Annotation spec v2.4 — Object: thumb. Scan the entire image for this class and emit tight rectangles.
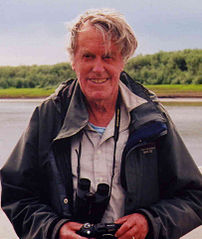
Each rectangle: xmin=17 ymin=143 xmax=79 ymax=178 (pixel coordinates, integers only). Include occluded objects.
xmin=115 ymin=215 xmax=129 ymax=224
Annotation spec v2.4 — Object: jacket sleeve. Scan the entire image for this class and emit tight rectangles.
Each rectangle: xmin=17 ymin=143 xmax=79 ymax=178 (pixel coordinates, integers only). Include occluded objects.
xmin=139 ymin=104 xmax=202 ymax=239
xmin=0 ymin=106 xmax=69 ymax=239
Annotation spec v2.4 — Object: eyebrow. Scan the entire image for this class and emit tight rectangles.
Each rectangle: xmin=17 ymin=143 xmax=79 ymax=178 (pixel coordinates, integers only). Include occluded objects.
xmin=81 ymin=49 xmax=116 ymax=57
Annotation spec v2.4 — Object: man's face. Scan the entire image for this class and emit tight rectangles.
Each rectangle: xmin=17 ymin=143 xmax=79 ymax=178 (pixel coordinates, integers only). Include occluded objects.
xmin=72 ymin=24 xmax=124 ymax=104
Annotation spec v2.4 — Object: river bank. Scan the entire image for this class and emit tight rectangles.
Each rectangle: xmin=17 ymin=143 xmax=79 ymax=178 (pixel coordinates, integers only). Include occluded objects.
xmin=1 ymin=97 xmax=202 ymax=107
xmin=1 ymin=85 xmax=202 ymax=99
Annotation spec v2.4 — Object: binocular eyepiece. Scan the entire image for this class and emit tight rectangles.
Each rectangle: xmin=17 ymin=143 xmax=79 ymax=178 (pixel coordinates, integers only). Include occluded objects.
xmin=74 ymin=178 xmax=110 ymax=223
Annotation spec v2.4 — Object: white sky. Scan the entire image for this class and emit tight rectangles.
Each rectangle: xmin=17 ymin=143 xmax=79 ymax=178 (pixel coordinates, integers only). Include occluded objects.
xmin=0 ymin=0 xmax=201 ymax=66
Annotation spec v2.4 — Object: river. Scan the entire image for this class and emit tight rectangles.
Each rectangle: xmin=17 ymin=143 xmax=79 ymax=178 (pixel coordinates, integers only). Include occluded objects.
xmin=0 ymin=99 xmax=202 ymax=168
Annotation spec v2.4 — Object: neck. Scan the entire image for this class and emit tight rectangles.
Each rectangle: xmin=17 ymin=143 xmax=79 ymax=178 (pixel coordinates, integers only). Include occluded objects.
xmin=87 ymin=97 xmax=117 ymax=127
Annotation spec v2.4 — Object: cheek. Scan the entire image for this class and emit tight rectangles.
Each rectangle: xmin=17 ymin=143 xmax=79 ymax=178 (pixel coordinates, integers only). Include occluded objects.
xmin=76 ymin=63 xmax=90 ymax=77
xmin=73 ymin=67 xmax=83 ymax=80
xmin=109 ymin=65 xmax=123 ymax=78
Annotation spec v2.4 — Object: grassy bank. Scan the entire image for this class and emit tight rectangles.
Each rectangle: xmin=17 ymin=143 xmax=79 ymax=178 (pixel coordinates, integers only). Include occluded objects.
xmin=0 ymin=85 xmax=202 ymax=98
xmin=162 ymin=101 xmax=202 ymax=106
xmin=146 ymin=84 xmax=202 ymax=97
xmin=0 ymin=88 xmax=55 ymax=98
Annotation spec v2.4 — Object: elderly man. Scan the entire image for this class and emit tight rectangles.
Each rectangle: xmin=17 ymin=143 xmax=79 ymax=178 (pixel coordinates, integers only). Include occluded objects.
xmin=1 ymin=9 xmax=202 ymax=239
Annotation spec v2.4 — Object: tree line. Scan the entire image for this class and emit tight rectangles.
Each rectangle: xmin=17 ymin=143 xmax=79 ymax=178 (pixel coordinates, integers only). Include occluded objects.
xmin=0 ymin=49 xmax=201 ymax=89
xmin=125 ymin=49 xmax=202 ymax=85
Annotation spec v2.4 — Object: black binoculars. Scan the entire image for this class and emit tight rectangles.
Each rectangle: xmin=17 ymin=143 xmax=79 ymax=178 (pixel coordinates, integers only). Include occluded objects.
xmin=74 ymin=178 xmax=110 ymax=223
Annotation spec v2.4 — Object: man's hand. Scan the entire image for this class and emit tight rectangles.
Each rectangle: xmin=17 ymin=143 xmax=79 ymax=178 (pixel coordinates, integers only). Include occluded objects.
xmin=115 ymin=213 xmax=149 ymax=239
xmin=59 ymin=221 xmax=87 ymax=239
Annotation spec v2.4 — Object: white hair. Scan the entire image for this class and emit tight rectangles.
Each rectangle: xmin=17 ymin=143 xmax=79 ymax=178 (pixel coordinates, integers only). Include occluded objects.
xmin=66 ymin=8 xmax=138 ymax=63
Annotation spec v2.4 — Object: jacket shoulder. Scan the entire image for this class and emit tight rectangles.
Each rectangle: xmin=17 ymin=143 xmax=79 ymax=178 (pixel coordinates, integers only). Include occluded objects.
xmin=120 ymin=71 xmax=159 ymax=102
xmin=37 ymin=79 xmax=77 ymax=115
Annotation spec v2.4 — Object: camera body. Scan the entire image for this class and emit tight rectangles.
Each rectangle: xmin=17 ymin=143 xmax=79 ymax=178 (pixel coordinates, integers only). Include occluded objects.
xmin=77 ymin=222 xmax=121 ymax=238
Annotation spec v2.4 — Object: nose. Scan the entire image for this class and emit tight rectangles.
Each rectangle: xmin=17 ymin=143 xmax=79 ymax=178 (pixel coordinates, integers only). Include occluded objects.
xmin=92 ymin=58 xmax=105 ymax=73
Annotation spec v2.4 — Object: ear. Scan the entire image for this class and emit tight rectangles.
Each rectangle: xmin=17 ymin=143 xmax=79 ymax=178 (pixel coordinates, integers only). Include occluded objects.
xmin=71 ymin=62 xmax=75 ymax=71
xmin=72 ymin=57 xmax=78 ymax=72
xmin=120 ymin=61 xmax=125 ymax=72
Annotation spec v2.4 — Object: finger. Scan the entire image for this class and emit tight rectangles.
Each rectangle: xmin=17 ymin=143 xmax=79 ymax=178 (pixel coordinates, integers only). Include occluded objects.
xmin=68 ymin=221 xmax=83 ymax=230
xmin=60 ymin=230 xmax=87 ymax=239
xmin=59 ymin=222 xmax=86 ymax=239
xmin=115 ymin=215 xmax=130 ymax=224
xmin=124 ymin=220 xmax=148 ymax=239
xmin=115 ymin=215 xmax=129 ymax=236
xmin=115 ymin=213 xmax=149 ymax=239
xmin=117 ymin=226 xmax=138 ymax=239
xmin=115 ymin=220 xmax=134 ymax=238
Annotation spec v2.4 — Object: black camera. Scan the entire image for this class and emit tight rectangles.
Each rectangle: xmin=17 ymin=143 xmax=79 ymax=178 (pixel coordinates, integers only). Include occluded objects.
xmin=74 ymin=178 xmax=110 ymax=223
xmin=77 ymin=222 xmax=121 ymax=238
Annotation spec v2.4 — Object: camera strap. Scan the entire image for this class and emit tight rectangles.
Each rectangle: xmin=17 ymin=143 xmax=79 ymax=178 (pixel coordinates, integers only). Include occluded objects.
xmin=76 ymin=92 xmax=121 ymax=197
xmin=110 ymin=92 xmax=121 ymax=196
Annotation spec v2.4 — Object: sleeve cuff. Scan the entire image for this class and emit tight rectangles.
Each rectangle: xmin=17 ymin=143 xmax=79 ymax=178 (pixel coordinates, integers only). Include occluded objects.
xmin=135 ymin=208 xmax=161 ymax=239
xmin=51 ymin=218 xmax=70 ymax=239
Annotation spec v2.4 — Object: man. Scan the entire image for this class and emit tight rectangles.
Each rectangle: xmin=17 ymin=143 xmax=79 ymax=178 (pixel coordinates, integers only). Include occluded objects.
xmin=1 ymin=9 xmax=202 ymax=239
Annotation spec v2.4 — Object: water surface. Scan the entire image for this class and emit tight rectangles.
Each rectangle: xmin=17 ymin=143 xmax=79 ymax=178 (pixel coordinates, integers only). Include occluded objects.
xmin=0 ymin=99 xmax=202 ymax=168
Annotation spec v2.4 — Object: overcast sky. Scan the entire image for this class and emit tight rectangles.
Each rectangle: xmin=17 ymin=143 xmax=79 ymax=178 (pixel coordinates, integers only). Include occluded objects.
xmin=0 ymin=0 xmax=201 ymax=66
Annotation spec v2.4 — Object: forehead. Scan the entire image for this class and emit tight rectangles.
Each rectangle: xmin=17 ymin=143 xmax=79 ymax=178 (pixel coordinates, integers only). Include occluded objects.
xmin=76 ymin=23 xmax=119 ymax=54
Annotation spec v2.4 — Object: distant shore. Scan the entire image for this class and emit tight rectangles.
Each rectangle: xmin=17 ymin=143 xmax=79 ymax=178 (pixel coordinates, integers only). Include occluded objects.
xmin=1 ymin=85 xmax=202 ymax=100
xmin=146 ymin=85 xmax=202 ymax=99
xmin=1 ymin=96 xmax=202 ymax=106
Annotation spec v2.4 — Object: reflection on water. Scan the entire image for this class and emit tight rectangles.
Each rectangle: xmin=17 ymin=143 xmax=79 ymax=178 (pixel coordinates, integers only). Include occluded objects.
xmin=166 ymin=106 xmax=202 ymax=167
xmin=0 ymin=99 xmax=202 ymax=168
xmin=0 ymin=100 xmax=41 ymax=168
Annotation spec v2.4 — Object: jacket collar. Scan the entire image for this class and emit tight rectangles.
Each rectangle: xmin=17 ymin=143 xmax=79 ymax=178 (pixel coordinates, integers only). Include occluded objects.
xmin=54 ymin=72 xmax=166 ymax=141
xmin=119 ymin=80 xmax=147 ymax=112
xmin=54 ymin=81 xmax=89 ymax=141
xmin=129 ymin=101 xmax=166 ymax=133
xmin=120 ymin=71 xmax=166 ymax=132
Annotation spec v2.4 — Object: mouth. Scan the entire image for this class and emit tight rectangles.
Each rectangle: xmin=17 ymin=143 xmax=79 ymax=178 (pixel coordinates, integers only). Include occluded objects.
xmin=88 ymin=78 xmax=109 ymax=84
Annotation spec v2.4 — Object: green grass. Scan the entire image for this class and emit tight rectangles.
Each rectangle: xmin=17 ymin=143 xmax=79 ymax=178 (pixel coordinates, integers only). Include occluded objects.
xmin=0 ymin=88 xmax=55 ymax=98
xmin=145 ymin=84 xmax=202 ymax=91
xmin=162 ymin=101 xmax=202 ymax=106
xmin=0 ymin=85 xmax=202 ymax=98
xmin=145 ymin=84 xmax=202 ymax=96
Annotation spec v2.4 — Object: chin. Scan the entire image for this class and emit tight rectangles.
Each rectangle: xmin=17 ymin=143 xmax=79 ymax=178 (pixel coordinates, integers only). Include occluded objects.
xmin=87 ymin=94 xmax=108 ymax=103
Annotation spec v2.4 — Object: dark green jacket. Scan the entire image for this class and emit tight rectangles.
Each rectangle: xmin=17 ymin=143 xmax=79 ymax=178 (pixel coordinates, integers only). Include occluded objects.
xmin=1 ymin=72 xmax=202 ymax=239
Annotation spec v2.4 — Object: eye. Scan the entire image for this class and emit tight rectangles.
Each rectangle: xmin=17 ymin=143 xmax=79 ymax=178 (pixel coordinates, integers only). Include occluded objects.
xmin=103 ymin=54 xmax=112 ymax=59
xmin=83 ymin=53 xmax=94 ymax=59
xmin=103 ymin=54 xmax=113 ymax=61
